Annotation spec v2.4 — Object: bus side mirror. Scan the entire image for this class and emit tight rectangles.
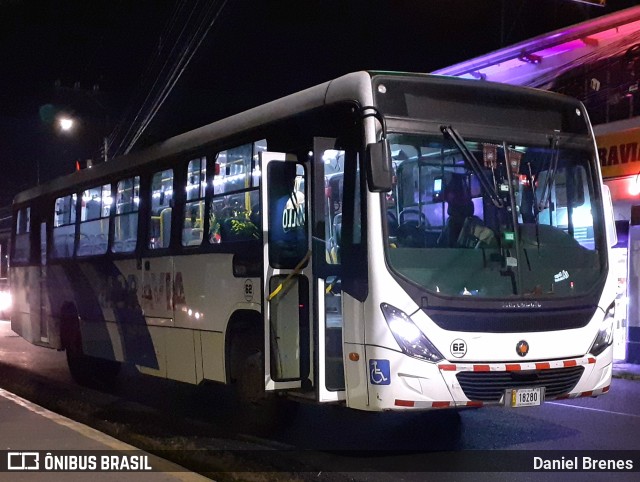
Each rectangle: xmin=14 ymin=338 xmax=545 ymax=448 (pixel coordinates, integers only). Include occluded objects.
xmin=366 ymin=139 xmax=392 ymax=192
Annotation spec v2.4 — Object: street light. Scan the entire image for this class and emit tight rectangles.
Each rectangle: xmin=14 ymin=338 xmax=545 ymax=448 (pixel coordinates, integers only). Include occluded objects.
xmin=55 ymin=113 xmax=108 ymax=163
xmin=58 ymin=116 xmax=74 ymax=132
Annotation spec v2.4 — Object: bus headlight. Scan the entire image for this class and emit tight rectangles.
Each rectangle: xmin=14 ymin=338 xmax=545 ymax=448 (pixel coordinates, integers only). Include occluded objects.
xmin=589 ymin=302 xmax=615 ymax=357
xmin=381 ymin=303 xmax=443 ymax=362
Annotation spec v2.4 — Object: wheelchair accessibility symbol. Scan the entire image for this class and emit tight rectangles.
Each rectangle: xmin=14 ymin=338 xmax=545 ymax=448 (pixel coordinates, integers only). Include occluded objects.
xmin=369 ymin=359 xmax=390 ymax=385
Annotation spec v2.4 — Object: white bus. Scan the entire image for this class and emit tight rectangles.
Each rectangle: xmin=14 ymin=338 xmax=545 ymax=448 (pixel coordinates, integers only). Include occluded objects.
xmin=10 ymin=71 xmax=616 ymax=411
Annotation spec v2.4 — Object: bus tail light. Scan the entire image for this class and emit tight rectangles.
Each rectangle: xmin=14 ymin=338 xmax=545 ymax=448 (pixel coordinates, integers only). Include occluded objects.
xmin=380 ymin=303 xmax=443 ymax=363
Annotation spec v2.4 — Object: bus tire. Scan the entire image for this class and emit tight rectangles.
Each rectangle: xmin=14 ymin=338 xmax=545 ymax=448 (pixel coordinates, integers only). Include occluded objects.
xmin=237 ymin=350 xmax=267 ymax=404
xmin=235 ymin=349 xmax=298 ymax=434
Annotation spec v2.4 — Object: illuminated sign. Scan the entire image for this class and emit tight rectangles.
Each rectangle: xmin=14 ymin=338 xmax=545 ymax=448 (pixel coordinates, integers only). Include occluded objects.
xmin=596 ymin=127 xmax=640 ymax=179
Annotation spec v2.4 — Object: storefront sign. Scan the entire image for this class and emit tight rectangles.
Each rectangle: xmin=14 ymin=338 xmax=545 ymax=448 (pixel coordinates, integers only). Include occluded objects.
xmin=597 ymin=127 xmax=640 ymax=179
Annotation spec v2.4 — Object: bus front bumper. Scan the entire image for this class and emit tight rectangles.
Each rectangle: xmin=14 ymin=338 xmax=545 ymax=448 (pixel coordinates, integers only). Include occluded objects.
xmin=361 ymin=345 xmax=612 ymax=411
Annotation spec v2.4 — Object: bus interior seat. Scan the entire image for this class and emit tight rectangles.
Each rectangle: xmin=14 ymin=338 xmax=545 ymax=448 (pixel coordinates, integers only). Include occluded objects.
xmin=78 ymin=230 xmax=108 ymax=255
xmin=396 ymin=207 xmax=432 ymax=248
xmin=399 ymin=207 xmax=426 ymax=226
xmin=457 ymin=216 xmax=497 ymax=249
xmin=183 ymin=228 xmax=203 ymax=246
xmin=77 ymin=234 xmax=94 ymax=256
xmin=53 ymin=232 xmax=74 ymax=257
xmin=93 ymin=234 xmax=107 ymax=253
xmin=124 ymin=238 xmax=137 ymax=251
xmin=396 ymin=223 xmax=429 ymax=247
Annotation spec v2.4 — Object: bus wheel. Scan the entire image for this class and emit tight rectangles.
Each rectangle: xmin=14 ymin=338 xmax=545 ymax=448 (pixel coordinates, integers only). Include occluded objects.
xmin=236 ymin=351 xmax=268 ymax=405
xmin=235 ymin=348 xmax=298 ymax=434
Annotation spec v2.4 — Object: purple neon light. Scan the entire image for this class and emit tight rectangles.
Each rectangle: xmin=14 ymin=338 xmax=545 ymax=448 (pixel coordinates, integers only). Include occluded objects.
xmin=433 ymin=6 xmax=640 ymax=78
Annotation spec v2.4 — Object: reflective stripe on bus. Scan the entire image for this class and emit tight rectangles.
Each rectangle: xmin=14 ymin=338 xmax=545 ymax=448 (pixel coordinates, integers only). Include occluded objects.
xmin=437 ymin=357 xmax=597 ymax=373
xmin=554 ymin=385 xmax=610 ymax=399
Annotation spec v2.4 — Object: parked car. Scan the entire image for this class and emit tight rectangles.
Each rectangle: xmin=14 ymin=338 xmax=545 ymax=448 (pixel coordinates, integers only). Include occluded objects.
xmin=0 ymin=278 xmax=11 ymax=320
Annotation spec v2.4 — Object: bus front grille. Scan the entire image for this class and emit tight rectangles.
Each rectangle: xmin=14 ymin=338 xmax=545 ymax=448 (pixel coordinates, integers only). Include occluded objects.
xmin=455 ymin=365 xmax=585 ymax=402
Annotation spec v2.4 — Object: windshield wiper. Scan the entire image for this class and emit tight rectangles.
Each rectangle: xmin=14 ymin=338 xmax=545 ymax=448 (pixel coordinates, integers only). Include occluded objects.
xmin=527 ymin=161 xmax=542 ymax=251
xmin=537 ymin=130 xmax=560 ymax=213
xmin=440 ymin=125 xmax=504 ymax=208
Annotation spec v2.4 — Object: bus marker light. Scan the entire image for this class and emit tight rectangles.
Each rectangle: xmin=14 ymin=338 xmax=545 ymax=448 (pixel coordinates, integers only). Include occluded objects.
xmin=349 ymin=352 xmax=359 ymax=361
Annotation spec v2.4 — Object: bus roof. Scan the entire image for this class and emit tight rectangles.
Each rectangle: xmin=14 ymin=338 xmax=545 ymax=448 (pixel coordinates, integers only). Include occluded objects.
xmin=13 ymin=70 xmax=582 ymax=206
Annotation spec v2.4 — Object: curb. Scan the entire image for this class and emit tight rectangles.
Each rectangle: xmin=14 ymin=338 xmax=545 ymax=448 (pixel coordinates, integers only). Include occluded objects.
xmin=612 ymin=363 xmax=640 ymax=381
xmin=612 ymin=371 xmax=640 ymax=381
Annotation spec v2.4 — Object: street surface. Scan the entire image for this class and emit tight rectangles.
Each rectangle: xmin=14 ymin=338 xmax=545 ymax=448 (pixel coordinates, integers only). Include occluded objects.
xmin=0 ymin=319 xmax=639 ymax=481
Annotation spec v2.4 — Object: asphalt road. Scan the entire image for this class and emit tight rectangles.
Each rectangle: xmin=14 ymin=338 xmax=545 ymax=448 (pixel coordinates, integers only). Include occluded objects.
xmin=1 ymin=319 xmax=639 ymax=481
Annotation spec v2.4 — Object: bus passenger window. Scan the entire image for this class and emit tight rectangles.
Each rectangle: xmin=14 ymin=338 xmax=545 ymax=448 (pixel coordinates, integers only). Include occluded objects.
xmin=268 ymin=162 xmax=307 ymax=269
xmin=322 ymin=149 xmax=345 ymax=264
xmin=182 ymin=158 xmax=206 ymax=247
xmin=13 ymin=207 xmax=31 ymax=263
xmin=208 ymin=140 xmax=265 ymax=244
xmin=51 ymin=194 xmax=77 ymax=258
xmin=112 ymin=176 xmax=140 ymax=253
xmin=148 ymin=169 xmax=173 ymax=249
xmin=78 ymin=184 xmax=110 ymax=256
xmin=210 ymin=192 xmax=260 ymax=243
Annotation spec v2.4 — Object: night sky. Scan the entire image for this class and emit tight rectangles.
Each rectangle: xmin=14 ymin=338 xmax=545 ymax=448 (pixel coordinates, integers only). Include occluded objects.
xmin=1 ymin=0 xmax=637 ymax=205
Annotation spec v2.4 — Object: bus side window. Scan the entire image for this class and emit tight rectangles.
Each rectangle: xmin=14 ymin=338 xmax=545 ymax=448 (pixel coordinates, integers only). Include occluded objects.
xmin=182 ymin=157 xmax=206 ymax=247
xmin=148 ymin=169 xmax=174 ymax=249
xmin=322 ymin=149 xmax=345 ymax=264
xmin=112 ymin=176 xmax=140 ymax=253
xmin=78 ymin=184 xmax=110 ymax=256
xmin=267 ymin=162 xmax=307 ymax=268
xmin=13 ymin=207 xmax=31 ymax=263
xmin=51 ymin=194 xmax=77 ymax=259
xmin=208 ymin=140 xmax=264 ymax=244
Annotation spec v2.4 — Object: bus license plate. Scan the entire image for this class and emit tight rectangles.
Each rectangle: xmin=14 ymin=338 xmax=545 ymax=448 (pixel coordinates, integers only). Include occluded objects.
xmin=508 ymin=387 xmax=545 ymax=407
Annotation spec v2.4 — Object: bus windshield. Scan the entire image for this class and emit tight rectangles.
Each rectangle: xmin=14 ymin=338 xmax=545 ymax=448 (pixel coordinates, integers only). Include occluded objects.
xmin=385 ymin=132 xmax=605 ymax=299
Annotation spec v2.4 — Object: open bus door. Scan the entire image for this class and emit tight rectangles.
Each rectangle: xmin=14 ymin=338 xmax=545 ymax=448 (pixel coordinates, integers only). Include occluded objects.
xmin=261 ymin=152 xmax=312 ymax=392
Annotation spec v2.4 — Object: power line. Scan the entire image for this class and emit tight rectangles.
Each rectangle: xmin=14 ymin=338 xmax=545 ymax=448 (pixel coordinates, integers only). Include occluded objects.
xmin=108 ymin=0 xmax=229 ymax=158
